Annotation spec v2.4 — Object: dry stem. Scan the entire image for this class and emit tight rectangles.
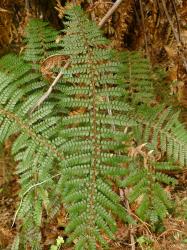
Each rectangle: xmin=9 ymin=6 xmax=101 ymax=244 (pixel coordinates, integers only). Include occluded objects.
xmin=161 ymin=0 xmax=187 ymax=72
xmin=98 ymin=0 xmax=124 ymax=28
xmin=29 ymin=61 xmax=69 ymax=113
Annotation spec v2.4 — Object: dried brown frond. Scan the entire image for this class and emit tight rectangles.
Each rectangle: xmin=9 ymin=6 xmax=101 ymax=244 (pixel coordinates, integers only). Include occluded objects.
xmin=111 ymin=0 xmax=134 ymax=49
xmin=55 ymin=0 xmax=65 ymax=19
xmin=91 ymin=0 xmax=113 ymax=34
xmin=0 ymin=227 xmax=13 ymax=248
xmin=55 ymin=0 xmax=85 ymax=19
xmin=0 ymin=0 xmax=26 ymax=55
xmin=40 ymin=54 xmax=68 ymax=81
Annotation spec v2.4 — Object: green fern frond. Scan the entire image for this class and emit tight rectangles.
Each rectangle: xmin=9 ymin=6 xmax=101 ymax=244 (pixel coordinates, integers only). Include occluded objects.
xmin=0 ymin=106 xmax=63 ymax=249
xmin=53 ymin=6 xmax=135 ymax=248
xmin=121 ymin=51 xmax=155 ymax=105
xmin=0 ymin=54 xmax=64 ymax=249
xmin=23 ymin=19 xmax=61 ymax=67
xmin=135 ymin=105 xmax=187 ymax=166
xmin=120 ymin=159 xmax=176 ymax=224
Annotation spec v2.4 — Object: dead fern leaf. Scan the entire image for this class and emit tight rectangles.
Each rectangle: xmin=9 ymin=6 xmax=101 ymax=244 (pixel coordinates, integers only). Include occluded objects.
xmin=40 ymin=54 xmax=68 ymax=81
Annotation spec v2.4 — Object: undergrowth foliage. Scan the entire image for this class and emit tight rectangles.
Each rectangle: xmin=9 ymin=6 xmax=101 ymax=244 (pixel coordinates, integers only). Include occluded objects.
xmin=23 ymin=19 xmax=61 ymax=68
xmin=0 ymin=5 xmax=186 ymax=250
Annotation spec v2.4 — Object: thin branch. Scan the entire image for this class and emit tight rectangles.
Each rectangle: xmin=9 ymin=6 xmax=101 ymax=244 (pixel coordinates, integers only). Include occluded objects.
xmin=29 ymin=61 xmax=70 ymax=113
xmin=25 ymin=0 xmax=30 ymax=12
xmin=72 ymin=0 xmax=77 ymax=6
xmin=133 ymin=0 xmax=140 ymax=24
xmin=161 ymin=0 xmax=180 ymax=43
xmin=171 ymin=0 xmax=182 ymax=42
xmin=98 ymin=0 xmax=124 ymax=28
xmin=161 ymin=0 xmax=187 ymax=72
xmin=157 ymin=228 xmax=187 ymax=239
xmin=12 ymin=173 xmax=61 ymax=227
xmin=120 ymin=189 xmax=136 ymax=250
xmin=0 ymin=7 xmax=12 ymax=13
xmin=89 ymin=0 xmax=96 ymax=21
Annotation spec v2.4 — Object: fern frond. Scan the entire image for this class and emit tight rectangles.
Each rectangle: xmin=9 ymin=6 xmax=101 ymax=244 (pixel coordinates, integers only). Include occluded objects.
xmin=53 ymin=6 xmax=134 ymax=248
xmin=1 ymin=105 xmax=63 ymax=249
xmin=23 ymin=19 xmax=61 ymax=67
xmin=120 ymin=159 xmax=176 ymax=224
xmin=121 ymin=51 xmax=155 ymax=105
xmin=0 ymin=54 xmax=64 ymax=250
xmin=135 ymin=105 xmax=187 ymax=166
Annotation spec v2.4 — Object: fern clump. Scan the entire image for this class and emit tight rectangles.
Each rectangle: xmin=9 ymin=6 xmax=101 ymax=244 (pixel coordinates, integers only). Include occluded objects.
xmin=0 ymin=5 xmax=187 ymax=250
xmin=135 ymin=105 xmax=187 ymax=165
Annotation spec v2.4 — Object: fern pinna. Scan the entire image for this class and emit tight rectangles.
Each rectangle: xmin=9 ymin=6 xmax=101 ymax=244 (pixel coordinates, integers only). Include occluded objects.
xmin=0 ymin=5 xmax=187 ymax=250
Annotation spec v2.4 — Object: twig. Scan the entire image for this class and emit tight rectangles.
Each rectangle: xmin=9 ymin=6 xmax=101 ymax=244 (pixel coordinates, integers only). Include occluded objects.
xmin=161 ymin=0 xmax=180 ymax=44
xmin=98 ymin=0 xmax=124 ymax=28
xmin=72 ymin=0 xmax=77 ymax=6
xmin=157 ymin=228 xmax=187 ymax=239
xmin=11 ymin=173 xmax=61 ymax=227
xmin=88 ymin=0 xmax=96 ymax=21
xmin=171 ymin=0 xmax=182 ymax=42
xmin=120 ymin=189 xmax=136 ymax=250
xmin=133 ymin=0 xmax=140 ymax=24
xmin=25 ymin=0 xmax=29 ymax=12
xmin=161 ymin=0 xmax=187 ymax=72
xmin=120 ymin=188 xmax=153 ymax=236
xmin=29 ymin=61 xmax=70 ymax=113
xmin=125 ymin=190 xmax=136 ymax=250
xmin=0 ymin=7 xmax=12 ymax=13
xmin=124 ymin=205 xmax=162 ymax=249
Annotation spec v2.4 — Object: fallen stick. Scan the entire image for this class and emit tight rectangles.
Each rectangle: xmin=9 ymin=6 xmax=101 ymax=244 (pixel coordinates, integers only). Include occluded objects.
xmin=120 ymin=188 xmax=136 ymax=250
xmin=161 ymin=0 xmax=187 ymax=72
xmin=12 ymin=174 xmax=61 ymax=227
xmin=29 ymin=61 xmax=69 ymax=114
xmin=99 ymin=0 xmax=124 ymax=28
